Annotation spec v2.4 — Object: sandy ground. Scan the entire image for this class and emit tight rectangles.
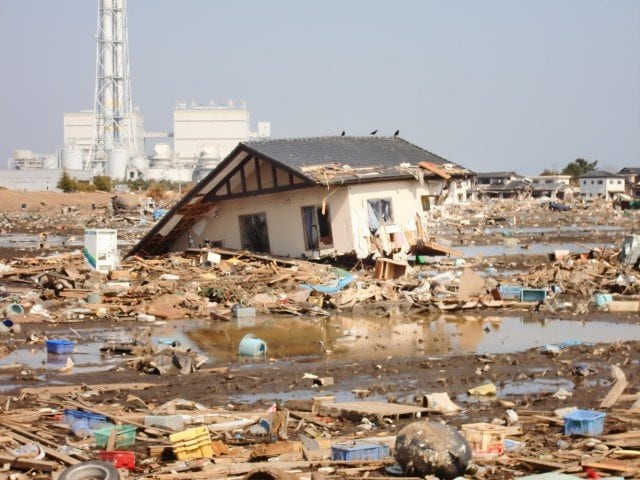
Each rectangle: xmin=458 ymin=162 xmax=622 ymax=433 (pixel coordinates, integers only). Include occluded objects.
xmin=0 ymin=190 xmax=141 ymax=214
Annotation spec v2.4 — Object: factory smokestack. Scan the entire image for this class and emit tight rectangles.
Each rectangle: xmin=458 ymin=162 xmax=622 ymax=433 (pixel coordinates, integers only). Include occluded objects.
xmin=87 ymin=0 xmax=136 ymax=179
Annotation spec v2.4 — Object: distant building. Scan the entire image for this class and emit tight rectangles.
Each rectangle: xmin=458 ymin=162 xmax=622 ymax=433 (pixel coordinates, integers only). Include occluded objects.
xmin=63 ymin=111 xmax=145 ymax=168
xmin=618 ymin=168 xmax=640 ymax=198
xmin=173 ymin=101 xmax=270 ymax=180
xmin=578 ymin=170 xmax=626 ymax=200
xmin=475 ymin=171 xmax=521 ymax=186
xmin=473 ymin=171 xmax=530 ymax=200
xmin=529 ymin=174 xmax=572 ymax=186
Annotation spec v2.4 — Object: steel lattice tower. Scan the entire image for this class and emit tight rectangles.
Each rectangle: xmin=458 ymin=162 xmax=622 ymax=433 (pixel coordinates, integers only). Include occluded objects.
xmin=87 ymin=0 xmax=136 ymax=173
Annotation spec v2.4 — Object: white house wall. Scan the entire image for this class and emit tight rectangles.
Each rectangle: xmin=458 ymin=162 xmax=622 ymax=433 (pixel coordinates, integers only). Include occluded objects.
xmin=169 ymin=178 xmax=442 ymax=258
xmin=171 ymin=186 xmax=349 ymax=258
xmin=580 ymin=177 xmax=625 ymax=199
xmin=346 ymin=179 xmax=442 ymax=258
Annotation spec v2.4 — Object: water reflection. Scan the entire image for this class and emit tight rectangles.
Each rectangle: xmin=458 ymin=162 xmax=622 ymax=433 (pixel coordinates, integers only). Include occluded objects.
xmin=186 ymin=314 xmax=640 ymax=361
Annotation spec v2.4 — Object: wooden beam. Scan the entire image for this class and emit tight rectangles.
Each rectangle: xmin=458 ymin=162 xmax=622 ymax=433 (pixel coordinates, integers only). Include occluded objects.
xmin=272 ymin=164 xmax=278 ymax=187
xmin=289 ymin=172 xmax=294 ymax=185
xmin=240 ymin=161 xmax=247 ymax=193
xmin=254 ymin=156 xmax=262 ymax=189
xmin=601 ymin=365 xmax=628 ymax=409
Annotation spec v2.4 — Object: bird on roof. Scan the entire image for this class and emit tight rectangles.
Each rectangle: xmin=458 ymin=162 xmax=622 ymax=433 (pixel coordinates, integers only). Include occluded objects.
xmin=370 ymin=129 xmax=377 ymax=135
xmin=394 ymin=129 xmax=400 ymax=137
xmin=341 ymin=131 xmax=345 ymax=136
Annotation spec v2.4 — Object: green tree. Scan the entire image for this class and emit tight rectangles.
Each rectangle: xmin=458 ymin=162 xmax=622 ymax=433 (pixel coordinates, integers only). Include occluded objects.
xmin=57 ymin=171 xmax=76 ymax=192
xmin=561 ymin=158 xmax=598 ymax=177
xmin=93 ymin=175 xmax=113 ymax=192
xmin=540 ymin=169 xmax=559 ymax=176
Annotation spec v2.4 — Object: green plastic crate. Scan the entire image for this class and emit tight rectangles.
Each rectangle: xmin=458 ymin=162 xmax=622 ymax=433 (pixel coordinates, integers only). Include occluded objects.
xmin=93 ymin=424 xmax=137 ymax=449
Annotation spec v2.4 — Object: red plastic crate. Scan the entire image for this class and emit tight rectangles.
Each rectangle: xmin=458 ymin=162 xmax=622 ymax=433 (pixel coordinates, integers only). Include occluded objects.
xmin=98 ymin=450 xmax=135 ymax=470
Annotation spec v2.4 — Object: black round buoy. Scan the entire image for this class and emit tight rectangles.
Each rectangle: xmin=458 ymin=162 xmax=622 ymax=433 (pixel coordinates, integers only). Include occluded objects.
xmin=395 ymin=421 xmax=472 ymax=480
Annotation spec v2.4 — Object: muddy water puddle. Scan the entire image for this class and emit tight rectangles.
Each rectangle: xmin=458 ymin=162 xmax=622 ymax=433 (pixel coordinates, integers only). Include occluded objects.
xmin=3 ymin=314 xmax=638 ymax=382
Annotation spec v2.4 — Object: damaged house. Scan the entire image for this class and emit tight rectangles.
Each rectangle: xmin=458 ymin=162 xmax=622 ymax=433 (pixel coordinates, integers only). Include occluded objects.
xmin=129 ymin=136 xmax=473 ymax=259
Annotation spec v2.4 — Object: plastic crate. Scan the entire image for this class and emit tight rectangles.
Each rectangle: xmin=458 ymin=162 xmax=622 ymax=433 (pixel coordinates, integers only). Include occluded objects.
xmin=498 ymin=285 xmax=523 ymax=301
xmin=170 ymin=426 xmax=212 ymax=460
xmin=63 ymin=409 xmax=109 ymax=429
xmin=46 ymin=339 xmax=75 ymax=354
xmin=461 ymin=423 xmax=507 ymax=457
xmin=331 ymin=442 xmax=390 ymax=461
xmin=93 ymin=425 xmax=137 ymax=449
xmin=144 ymin=414 xmax=185 ymax=431
xmin=563 ymin=409 xmax=606 ymax=436
xmin=98 ymin=450 xmax=135 ymax=470
xmin=521 ymin=288 xmax=547 ymax=303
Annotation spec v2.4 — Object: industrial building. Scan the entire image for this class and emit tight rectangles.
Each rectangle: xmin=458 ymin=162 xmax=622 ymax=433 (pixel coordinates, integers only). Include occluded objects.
xmin=1 ymin=0 xmax=270 ymax=191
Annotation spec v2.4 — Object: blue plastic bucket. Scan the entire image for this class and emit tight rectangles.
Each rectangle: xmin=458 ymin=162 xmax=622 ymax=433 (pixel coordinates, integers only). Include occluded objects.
xmin=239 ymin=334 xmax=267 ymax=357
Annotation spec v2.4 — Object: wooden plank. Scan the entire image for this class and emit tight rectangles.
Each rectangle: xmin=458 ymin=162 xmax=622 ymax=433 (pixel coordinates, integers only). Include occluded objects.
xmin=601 ymin=365 xmax=628 ymax=409
xmin=581 ymin=458 xmax=637 ymax=473
xmin=317 ymin=401 xmax=427 ymax=419
xmin=0 ymin=453 xmax=59 ymax=472
xmin=0 ymin=422 xmax=80 ymax=465
xmin=418 ymin=161 xmax=452 ymax=180
xmin=20 ymin=382 xmax=164 ymax=396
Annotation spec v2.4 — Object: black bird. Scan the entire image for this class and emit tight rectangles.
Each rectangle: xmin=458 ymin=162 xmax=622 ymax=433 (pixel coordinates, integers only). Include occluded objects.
xmin=394 ymin=129 xmax=400 ymax=136
xmin=341 ymin=131 xmax=345 ymax=136
xmin=370 ymin=129 xmax=377 ymax=135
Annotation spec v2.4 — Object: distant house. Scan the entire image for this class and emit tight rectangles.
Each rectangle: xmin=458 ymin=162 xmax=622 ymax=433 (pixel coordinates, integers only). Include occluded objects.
xmin=129 ymin=136 xmax=474 ymax=259
xmin=618 ymin=168 xmax=640 ymax=198
xmin=578 ymin=170 xmax=626 ymax=200
xmin=473 ymin=172 xmax=530 ymax=200
xmin=528 ymin=175 xmax=574 ymax=200
xmin=476 ymin=171 xmax=521 ymax=186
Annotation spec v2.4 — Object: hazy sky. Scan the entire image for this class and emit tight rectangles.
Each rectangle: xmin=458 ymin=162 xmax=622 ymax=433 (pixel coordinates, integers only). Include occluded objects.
xmin=0 ymin=0 xmax=637 ymax=175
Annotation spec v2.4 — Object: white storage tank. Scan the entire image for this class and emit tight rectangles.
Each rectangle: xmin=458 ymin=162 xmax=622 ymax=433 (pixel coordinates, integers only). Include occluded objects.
xmin=107 ymin=149 xmax=128 ymax=180
xmin=83 ymin=229 xmax=118 ymax=273
xmin=130 ymin=154 xmax=149 ymax=172
xmin=61 ymin=147 xmax=83 ymax=170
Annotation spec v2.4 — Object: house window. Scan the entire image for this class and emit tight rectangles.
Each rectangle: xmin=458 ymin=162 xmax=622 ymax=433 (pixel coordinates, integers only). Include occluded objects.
xmin=591 ymin=180 xmax=594 ymax=185
xmin=301 ymin=205 xmax=333 ymax=250
xmin=239 ymin=213 xmax=270 ymax=253
xmin=618 ymin=180 xmax=622 ymax=184
xmin=367 ymin=198 xmax=393 ymax=233
xmin=597 ymin=180 xmax=603 ymax=185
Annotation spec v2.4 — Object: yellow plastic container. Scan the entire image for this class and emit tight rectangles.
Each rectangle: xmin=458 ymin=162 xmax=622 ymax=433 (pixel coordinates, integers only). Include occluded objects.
xmin=169 ymin=426 xmax=212 ymax=460
xmin=461 ymin=422 xmax=506 ymax=457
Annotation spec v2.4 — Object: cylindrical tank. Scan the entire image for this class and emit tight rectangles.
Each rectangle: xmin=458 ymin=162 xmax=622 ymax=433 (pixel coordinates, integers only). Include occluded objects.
xmin=129 ymin=155 xmax=149 ymax=172
xmin=42 ymin=154 xmax=58 ymax=170
xmin=107 ymin=149 xmax=128 ymax=180
xmin=61 ymin=148 xmax=83 ymax=170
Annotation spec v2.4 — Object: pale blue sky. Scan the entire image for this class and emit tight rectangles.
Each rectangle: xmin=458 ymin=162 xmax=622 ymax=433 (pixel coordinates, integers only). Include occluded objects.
xmin=0 ymin=0 xmax=637 ymax=175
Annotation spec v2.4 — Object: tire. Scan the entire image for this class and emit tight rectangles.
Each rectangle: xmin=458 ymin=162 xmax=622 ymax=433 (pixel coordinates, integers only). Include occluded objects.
xmin=59 ymin=460 xmax=120 ymax=480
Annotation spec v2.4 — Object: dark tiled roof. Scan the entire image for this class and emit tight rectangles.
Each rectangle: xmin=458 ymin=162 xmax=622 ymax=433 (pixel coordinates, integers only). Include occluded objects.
xmin=619 ymin=167 xmax=640 ymax=174
xmin=531 ymin=182 xmax=564 ymax=191
xmin=482 ymin=180 xmax=530 ymax=192
xmin=578 ymin=170 xmax=625 ymax=179
xmin=242 ymin=136 xmax=470 ymax=183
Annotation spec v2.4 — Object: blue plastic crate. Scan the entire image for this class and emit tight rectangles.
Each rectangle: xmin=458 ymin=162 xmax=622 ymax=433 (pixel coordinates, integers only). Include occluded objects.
xmin=63 ymin=409 xmax=109 ymax=429
xmin=46 ymin=339 xmax=75 ymax=354
xmin=564 ymin=409 xmax=606 ymax=436
xmin=331 ymin=442 xmax=389 ymax=461
xmin=498 ymin=285 xmax=523 ymax=301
